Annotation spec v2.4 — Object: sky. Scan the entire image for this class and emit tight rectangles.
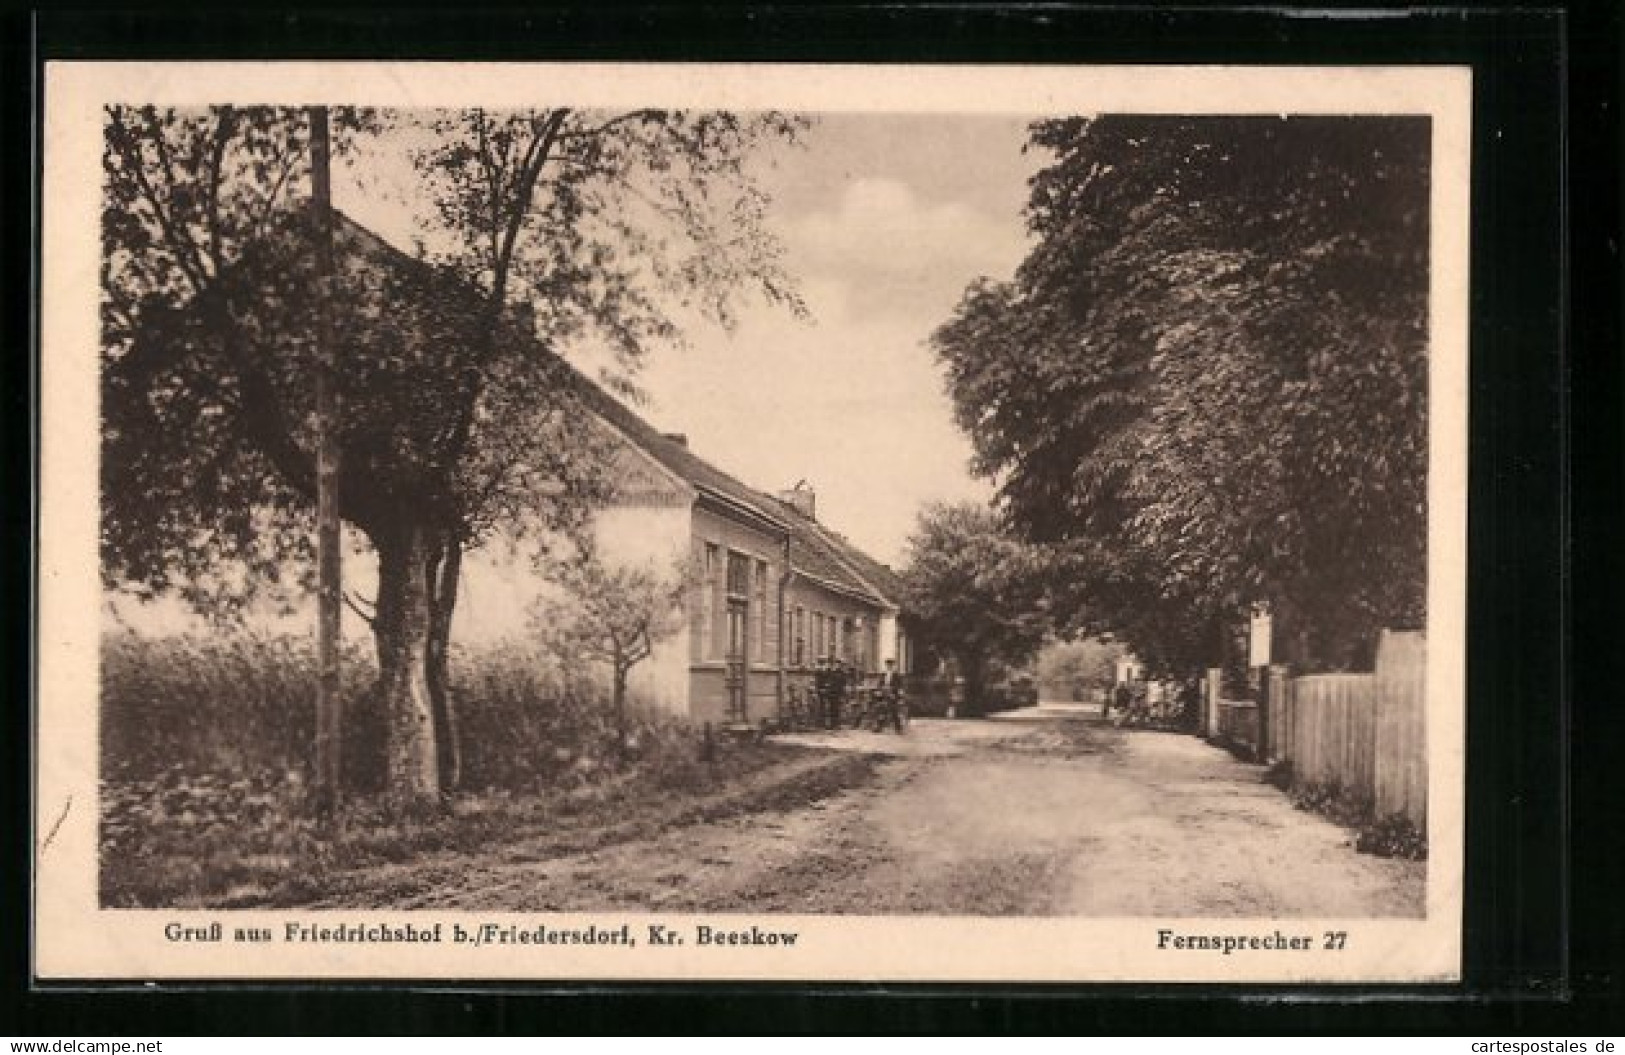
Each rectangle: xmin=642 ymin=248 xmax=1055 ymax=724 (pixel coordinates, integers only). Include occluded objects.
xmin=338 ymin=112 xmax=1043 ymax=567
xmin=634 ymin=113 xmax=1040 ymax=566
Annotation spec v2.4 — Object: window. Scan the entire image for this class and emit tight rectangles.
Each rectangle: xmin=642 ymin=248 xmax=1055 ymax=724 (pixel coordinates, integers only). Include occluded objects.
xmin=692 ymin=542 xmax=718 ymax=656
xmin=793 ymin=607 xmax=805 ymax=666
xmin=700 ymin=543 xmax=720 ymax=659
xmin=726 ymin=550 xmax=751 ymax=598
xmin=753 ymin=559 xmax=768 ymax=661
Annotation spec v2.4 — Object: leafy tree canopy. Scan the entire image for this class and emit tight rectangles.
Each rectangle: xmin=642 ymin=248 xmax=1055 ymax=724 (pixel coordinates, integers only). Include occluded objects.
xmin=103 ymin=106 xmax=805 ymax=610
xmin=933 ymin=116 xmax=1429 ymax=672
xmin=102 ymin=105 xmax=806 ymax=799
xmin=900 ymin=502 xmax=1051 ymax=710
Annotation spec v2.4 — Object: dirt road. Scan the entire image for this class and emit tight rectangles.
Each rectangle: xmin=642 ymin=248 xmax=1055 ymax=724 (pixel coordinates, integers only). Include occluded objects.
xmin=306 ymin=704 xmax=1424 ymax=916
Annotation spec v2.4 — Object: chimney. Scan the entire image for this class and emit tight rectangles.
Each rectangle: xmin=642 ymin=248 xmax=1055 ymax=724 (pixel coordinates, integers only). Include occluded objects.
xmin=663 ymin=433 xmax=688 ymax=448
xmin=777 ymin=482 xmax=816 ymax=519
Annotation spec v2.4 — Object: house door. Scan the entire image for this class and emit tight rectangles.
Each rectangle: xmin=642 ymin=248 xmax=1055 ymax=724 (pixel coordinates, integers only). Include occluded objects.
xmin=725 ymin=598 xmax=749 ymax=723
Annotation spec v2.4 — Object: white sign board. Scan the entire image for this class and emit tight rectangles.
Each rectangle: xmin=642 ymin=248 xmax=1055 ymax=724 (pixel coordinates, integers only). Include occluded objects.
xmin=1248 ymin=607 xmax=1273 ymax=668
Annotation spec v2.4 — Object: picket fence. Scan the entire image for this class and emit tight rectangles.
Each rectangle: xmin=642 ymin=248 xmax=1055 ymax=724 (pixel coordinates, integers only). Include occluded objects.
xmin=1212 ymin=630 xmax=1426 ymax=827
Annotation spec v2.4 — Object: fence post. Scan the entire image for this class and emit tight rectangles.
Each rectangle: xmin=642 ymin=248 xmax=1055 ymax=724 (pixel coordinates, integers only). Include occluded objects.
xmin=1204 ymin=668 xmax=1223 ymax=740
xmin=1264 ymin=664 xmax=1290 ymax=763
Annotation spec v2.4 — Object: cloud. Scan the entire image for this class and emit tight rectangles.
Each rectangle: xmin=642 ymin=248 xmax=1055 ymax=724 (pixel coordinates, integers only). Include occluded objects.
xmin=786 ymin=178 xmax=1029 ymax=322
xmin=635 ymin=279 xmax=994 ymax=564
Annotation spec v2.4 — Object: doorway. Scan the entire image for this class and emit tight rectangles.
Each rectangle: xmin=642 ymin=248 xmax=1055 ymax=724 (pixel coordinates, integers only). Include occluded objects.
xmin=725 ymin=598 xmax=749 ymax=723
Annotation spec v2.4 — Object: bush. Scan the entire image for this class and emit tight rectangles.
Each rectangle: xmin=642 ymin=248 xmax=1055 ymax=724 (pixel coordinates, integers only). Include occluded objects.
xmin=448 ymin=640 xmax=711 ymax=792
xmin=1287 ymin=778 xmax=1374 ymax=829
xmin=101 ymin=630 xmax=376 ymax=785
xmin=98 ymin=630 xmax=738 ymax=906
xmin=1262 ymin=759 xmax=1295 ymax=791
xmin=102 ymin=631 xmax=704 ymax=795
xmin=1279 ymin=774 xmax=1426 ymax=860
xmin=1356 ymin=813 xmax=1428 ymax=860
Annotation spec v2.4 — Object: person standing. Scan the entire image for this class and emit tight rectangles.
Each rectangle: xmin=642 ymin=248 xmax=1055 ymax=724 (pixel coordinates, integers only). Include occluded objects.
xmin=827 ymin=658 xmax=849 ymax=729
xmin=814 ymin=657 xmax=839 ymax=730
xmin=880 ymin=658 xmax=905 ymax=733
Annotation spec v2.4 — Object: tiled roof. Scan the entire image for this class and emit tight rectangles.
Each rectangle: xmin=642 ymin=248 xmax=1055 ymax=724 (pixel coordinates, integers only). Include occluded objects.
xmin=772 ymin=503 xmax=904 ymax=610
xmin=783 ymin=520 xmax=881 ymax=603
xmin=812 ymin=524 xmax=908 ymax=606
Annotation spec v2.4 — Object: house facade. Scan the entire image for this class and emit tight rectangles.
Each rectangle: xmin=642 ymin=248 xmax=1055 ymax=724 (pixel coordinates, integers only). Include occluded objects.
xmin=575 ymin=375 xmax=912 ymax=728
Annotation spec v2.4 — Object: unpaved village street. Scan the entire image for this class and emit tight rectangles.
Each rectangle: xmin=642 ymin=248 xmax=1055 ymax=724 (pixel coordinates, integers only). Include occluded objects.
xmin=302 ymin=704 xmax=1424 ymax=916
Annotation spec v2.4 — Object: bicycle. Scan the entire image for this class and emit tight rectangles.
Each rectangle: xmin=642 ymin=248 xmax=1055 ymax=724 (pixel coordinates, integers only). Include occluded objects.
xmin=851 ymin=684 xmax=907 ymax=733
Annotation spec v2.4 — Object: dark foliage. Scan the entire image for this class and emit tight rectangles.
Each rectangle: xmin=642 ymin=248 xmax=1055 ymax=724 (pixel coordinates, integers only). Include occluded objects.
xmin=900 ymin=502 xmax=1050 ymax=715
xmin=1356 ymin=812 xmax=1429 ymax=861
xmin=933 ymin=116 xmax=1430 ymax=673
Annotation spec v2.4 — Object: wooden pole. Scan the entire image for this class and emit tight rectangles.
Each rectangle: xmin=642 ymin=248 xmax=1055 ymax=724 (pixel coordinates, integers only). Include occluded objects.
xmin=310 ymin=106 xmax=343 ymax=813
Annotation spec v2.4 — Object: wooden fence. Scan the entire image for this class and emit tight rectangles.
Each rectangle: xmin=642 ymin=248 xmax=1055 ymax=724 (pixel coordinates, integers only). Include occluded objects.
xmin=1370 ymin=630 xmax=1426 ymax=824
xmin=1209 ymin=630 xmax=1426 ymax=827
xmin=1278 ymin=673 xmax=1377 ymax=801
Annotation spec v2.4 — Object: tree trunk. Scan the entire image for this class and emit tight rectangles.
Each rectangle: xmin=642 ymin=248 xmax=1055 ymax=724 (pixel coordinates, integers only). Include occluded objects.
xmin=373 ymin=521 xmax=442 ymax=807
xmin=425 ymin=534 xmax=463 ymax=792
xmin=612 ymin=663 xmax=629 ymax=755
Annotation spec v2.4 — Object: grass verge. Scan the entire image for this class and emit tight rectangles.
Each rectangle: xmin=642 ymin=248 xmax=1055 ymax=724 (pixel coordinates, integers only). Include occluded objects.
xmin=100 ymin=631 xmax=878 ymax=907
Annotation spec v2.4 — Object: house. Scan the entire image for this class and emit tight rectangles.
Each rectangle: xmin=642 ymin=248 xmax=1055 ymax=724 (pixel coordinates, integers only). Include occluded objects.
xmin=559 ymin=371 xmax=913 ymax=727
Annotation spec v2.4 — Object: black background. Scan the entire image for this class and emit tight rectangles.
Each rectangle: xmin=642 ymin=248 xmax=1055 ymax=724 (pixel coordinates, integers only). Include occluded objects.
xmin=2 ymin=1 xmax=1616 ymax=1035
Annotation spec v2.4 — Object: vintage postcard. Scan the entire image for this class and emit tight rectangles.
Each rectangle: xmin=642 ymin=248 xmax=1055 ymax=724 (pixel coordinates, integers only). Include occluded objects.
xmin=37 ymin=62 xmax=1469 ymax=983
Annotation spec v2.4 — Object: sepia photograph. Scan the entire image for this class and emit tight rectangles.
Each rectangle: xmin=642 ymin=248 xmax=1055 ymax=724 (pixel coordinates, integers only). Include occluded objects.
xmin=37 ymin=62 xmax=1469 ymax=982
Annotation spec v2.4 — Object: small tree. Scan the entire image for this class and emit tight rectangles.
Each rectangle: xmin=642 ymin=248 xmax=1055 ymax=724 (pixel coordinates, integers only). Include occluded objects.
xmin=1036 ymin=637 xmax=1124 ymax=702
xmin=900 ymin=502 xmax=1050 ymax=716
xmin=533 ymin=539 xmax=689 ymax=752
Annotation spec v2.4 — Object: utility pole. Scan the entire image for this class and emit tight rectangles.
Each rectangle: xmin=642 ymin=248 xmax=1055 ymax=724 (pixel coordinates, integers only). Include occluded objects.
xmin=310 ymin=106 xmax=343 ymax=814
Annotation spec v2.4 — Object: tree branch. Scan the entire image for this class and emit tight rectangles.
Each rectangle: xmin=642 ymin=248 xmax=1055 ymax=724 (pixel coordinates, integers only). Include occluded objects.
xmin=107 ymin=110 xmax=207 ymax=297
xmin=251 ymin=138 xmax=307 ymax=241
xmin=433 ymin=108 xmax=572 ymax=486
xmin=141 ymin=107 xmax=215 ymax=285
xmin=555 ymin=108 xmax=665 ymax=141
xmin=232 ymin=356 xmax=316 ymax=502
xmin=489 ymin=108 xmax=571 ymax=310
xmin=203 ymin=107 xmax=236 ymax=271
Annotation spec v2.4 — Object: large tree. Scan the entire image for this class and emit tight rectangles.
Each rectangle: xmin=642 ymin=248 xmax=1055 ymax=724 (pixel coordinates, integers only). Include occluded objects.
xmin=933 ymin=116 xmax=1429 ymax=672
xmin=900 ymin=502 xmax=1050 ymax=714
xmin=102 ymin=105 xmax=803 ymax=803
